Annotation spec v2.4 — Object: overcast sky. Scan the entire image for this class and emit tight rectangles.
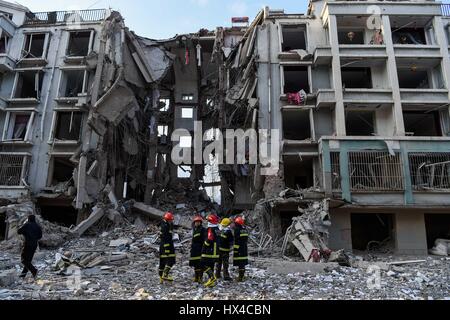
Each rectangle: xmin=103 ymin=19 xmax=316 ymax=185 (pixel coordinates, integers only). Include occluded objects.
xmin=14 ymin=0 xmax=308 ymax=39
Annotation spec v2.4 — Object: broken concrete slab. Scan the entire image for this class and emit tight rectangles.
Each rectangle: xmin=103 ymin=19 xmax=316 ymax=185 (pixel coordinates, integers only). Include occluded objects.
xmin=109 ymin=238 xmax=132 ymax=247
xmin=71 ymin=206 xmax=105 ymax=237
xmin=0 ymin=269 xmax=17 ymax=287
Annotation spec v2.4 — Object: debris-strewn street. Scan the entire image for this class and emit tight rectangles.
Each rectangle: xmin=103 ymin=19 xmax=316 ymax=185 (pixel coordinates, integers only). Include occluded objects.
xmin=1 ymin=223 xmax=448 ymax=300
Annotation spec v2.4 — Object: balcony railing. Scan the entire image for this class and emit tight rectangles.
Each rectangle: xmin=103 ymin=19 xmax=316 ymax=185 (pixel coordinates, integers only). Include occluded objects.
xmin=24 ymin=9 xmax=107 ymax=26
xmin=442 ymin=4 xmax=450 ymax=17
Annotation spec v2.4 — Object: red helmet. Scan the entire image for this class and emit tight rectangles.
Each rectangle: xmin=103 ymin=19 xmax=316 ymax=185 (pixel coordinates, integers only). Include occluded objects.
xmin=193 ymin=215 xmax=203 ymax=223
xmin=207 ymin=214 xmax=219 ymax=225
xmin=163 ymin=212 xmax=174 ymax=222
xmin=234 ymin=216 xmax=245 ymax=226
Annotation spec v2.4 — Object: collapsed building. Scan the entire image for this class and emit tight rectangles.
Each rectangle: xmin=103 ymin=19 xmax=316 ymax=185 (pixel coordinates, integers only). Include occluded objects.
xmin=0 ymin=0 xmax=449 ymax=258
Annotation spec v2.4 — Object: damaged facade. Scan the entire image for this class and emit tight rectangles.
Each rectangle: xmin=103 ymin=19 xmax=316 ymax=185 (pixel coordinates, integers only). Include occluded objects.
xmin=0 ymin=0 xmax=449 ymax=260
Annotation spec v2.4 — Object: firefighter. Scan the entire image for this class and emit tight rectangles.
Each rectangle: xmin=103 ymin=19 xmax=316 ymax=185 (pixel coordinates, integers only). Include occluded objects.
xmin=159 ymin=212 xmax=176 ymax=284
xmin=201 ymin=214 xmax=220 ymax=288
xmin=216 ymin=218 xmax=233 ymax=281
xmin=233 ymin=216 xmax=249 ymax=282
xmin=189 ymin=215 xmax=205 ymax=283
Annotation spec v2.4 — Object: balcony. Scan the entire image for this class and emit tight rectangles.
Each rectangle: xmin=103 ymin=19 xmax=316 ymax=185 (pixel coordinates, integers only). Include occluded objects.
xmin=400 ymin=89 xmax=449 ymax=105
xmin=320 ymin=137 xmax=450 ymax=205
xmin=316 ymin=89 xmax=335 ymax=108
xmin=394 ymin=45 xmax=441 ymax=59
xmin=0 ymin=54 xmax=15 ymax=72
xmin=314 ymin=47 xmax=332 ymax=65
xmin=343 ymin=89 xmax=393 ymax=105
xmin=24 ymin=9 xmax=108 ymax=26
xmin=339 ymin=45 xmax=387 ymax=58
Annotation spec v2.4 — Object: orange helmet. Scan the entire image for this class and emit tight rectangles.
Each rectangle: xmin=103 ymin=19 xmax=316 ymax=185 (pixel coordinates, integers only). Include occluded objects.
xmin=163 ymin=212 xmax=174 ymax=222
xmin=207 ymin=214 xmax=219 ymax=225
xmin=234 ymin=216 xmax=245 ymax=226
xmin=193 ymin=215 xmax=203 ymax=223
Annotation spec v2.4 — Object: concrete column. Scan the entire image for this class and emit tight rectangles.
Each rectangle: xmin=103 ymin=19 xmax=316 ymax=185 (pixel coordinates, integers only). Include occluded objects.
xmin=433 ymin=17 xmax=450 ymax=121
xmin=328 ymin=15 xmax=346 ymax=136
xmin=329 ymin=210 xmax=352 ymax=251
xmin=382 ymin=16 xmax=405 ymax=136
xmin=395 ymin=212 xmax=428 ymax=255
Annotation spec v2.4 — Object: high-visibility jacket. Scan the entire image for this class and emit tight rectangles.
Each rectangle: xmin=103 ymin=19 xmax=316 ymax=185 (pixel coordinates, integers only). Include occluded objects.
xmin=201 ymin=226 xmax=220 ymax=264
xmin=159 ymin=221 xmax=176 ymax=264
xmin=233 ymin=225 xmax=249 ymax=267
xmin=218 ymin=228 xmax=234 ymax=253
xmin=189 ymin=225 xmax=205 ymax=267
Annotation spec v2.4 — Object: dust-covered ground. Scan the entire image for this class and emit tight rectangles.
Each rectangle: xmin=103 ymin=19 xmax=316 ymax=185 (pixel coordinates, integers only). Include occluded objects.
xmin=1 ymin=225 xmax=449 ymax=301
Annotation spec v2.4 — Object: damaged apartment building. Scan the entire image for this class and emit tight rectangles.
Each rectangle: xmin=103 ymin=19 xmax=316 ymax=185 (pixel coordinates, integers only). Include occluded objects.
xmin=0 ymin=0 xmax=450 ymax=257
xmin=225 ymin=0 xmax=450 ymax=255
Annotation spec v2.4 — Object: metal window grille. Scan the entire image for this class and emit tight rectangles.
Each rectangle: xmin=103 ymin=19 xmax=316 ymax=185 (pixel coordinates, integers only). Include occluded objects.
xmin=330 ymin=152 xmax=341 ymax=191
xmin=409 ymin=153 xmax=450 ymax=191
xmin=0 ymin=154 xmax=25 ymax=186
xmin=24 ymin=9 xmax=107 ymax=26
xmin=348 ymin=152 xmax=404 ymax=192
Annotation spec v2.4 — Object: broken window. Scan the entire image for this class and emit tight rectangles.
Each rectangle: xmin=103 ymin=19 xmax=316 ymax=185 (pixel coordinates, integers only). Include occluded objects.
xmin=425 ymin=214 xmax=450 ymax=250
xmin=346 ymin=110 xmax=375 ymax=136
xmin=54 ymin=112 xmax=83 ymax=141
xmin=181 ymin=107 xmax=194 ymax=119
xmin=342 ymin=67 xmax=372 ymax=89
xmin=409 ymin=153 xmax=450 ymax=190
xmin=0 ymin=34 xmax=10 ymax=54
xmin=67 ymin=31 xmax=93 ymax=57
xmin=283 ymin=66 xmax=310 ymax=94
xmin=13 ymin=71 xmax=44 ymax=99
xmin=404 ymin=111 xmax=442 ymax=137
xmin=159 ymin=98 xmax=170 ymax=112
xmin=157 ymin=125 xmax=168 ymax=137
xmin=351 ymin=213 xmax=395 ymax=252
xmin=0 ymin=154 xmax=27 ymax=186
xmin=338 ymin=30 xmax=365 ymax=45
xmin=349 ymin=152 xmax=404 ymax=191
xmin=283 ymin=110 xmax=311 ymax=140
xmin=0 ymin=11 xmax=13 ymax=21
xmin=281 ymin=25 xmax=307 ymax=51
xmin=392 ymin=28 xmax=427 ymax=45
xmin=48 ymin=157 xmax=75 ymax=187
xmin=22 ymin=33 xmax=48 ymax=59
xmin=59 ymin=70 xmax=88 ymax=98
xmin=177 ymin=165 xmax=192 ymax=178
xmin=398 ymin=68 xmax=430 ymax=89
xmin=5 ymin=113 xmax=32 ymax=141
xmin=330 ymin=152 xmax=342 ymax=191
xmin=182 ymin=94 xmax=194 ymax=102
xmin=284 ymin=157 xmax=314 ymax=189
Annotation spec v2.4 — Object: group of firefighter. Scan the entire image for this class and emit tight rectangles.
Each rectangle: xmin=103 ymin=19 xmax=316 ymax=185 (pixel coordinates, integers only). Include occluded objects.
xmin=158 ymin=212 xmax=248 ymax=288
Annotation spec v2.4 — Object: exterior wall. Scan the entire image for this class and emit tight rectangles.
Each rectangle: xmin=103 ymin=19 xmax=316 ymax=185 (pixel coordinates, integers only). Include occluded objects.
xmin=0 ymin=8 xmax=105 ymax=196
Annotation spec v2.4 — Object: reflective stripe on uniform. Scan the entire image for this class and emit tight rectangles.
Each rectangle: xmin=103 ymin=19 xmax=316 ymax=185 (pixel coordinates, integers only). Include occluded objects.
xmin=190 ymin=256 xmax=201 ymax=261
xmin=219 ymin=248 xmax=231 ymax=252
xmin=193 ymin=233 xmax=201 ymax=238
xmin=240 ymin=233 xmax=249 ymax=237
xmin=202 ymin=254 xmax=220 ymax=258
xmin=234 ymin=257 xmax=248 ymax=261
xmin=161 ymin=254 xmax=176 ymax=258
xmin=165 ymin=250 xmax=171 ymax=253
xmin=204 ymin=241 xmax=210 ymax=247
xmin=233 ymin=245 xmax=240 ymax=249
xmin=164 ymin=244 xmax=171 ymax=247
xmin=220 ymin=234 xmax=228 ymax=239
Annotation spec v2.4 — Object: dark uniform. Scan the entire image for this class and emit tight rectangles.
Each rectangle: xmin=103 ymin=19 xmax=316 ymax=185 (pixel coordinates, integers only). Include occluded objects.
xmin=190 ymin=224 xmax=205 ymax=282
xmin=18 ymin=215 xmax=42 ymax=278
xmin=216 ymin=227 xmax=234 ymax=280
xmin=159 ymin=220 xmax=176 ymax=280
xmin=201 ymin=226 xmax=220 ymax=283
xmin=233 ymin=224 xmax=249 ymax=281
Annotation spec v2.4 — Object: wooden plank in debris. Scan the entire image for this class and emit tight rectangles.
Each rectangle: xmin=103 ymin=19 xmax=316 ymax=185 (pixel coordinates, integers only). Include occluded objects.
xmin=387 ymin=260 xmax=427 ymax=266
xmin=71 ymin=207 xmax=105 ymax=237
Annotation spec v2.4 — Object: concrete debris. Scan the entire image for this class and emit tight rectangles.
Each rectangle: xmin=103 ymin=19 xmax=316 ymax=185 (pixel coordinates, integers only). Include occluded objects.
xmin=430 ymin=239 xmax=450 ymax=257
xmin=132 ymin=202 xmax=191 ymax=229
xmin=70 ymin=207 xmax=105 ymax=237
xmin=0 ymin=269 xmax=17 ymax=287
